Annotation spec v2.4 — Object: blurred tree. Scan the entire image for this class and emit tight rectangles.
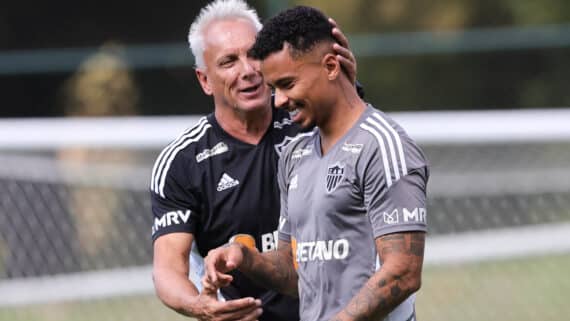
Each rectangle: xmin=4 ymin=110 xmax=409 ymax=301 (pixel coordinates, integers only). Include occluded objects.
xmin=1 ymin=0 xmax=569 ymax=115
xmin=294 ymin=0 xmax=570 ymax=110
xmin=58 ymin=44 xmax=141 ymax=268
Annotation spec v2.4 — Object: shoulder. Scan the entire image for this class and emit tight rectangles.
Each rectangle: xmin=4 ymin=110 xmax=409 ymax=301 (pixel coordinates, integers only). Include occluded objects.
xmin=155 ymin=116 xmax=214 ymax=164
xmin=150 ymin=116 xmax=215 ymax=197
xmin=356 ymin=106 xmax=397 ymax=142
xmin=356 ymin=105 xmax=419 ymax=153
xmin=355 ymin=105 xmax=428 ymax=185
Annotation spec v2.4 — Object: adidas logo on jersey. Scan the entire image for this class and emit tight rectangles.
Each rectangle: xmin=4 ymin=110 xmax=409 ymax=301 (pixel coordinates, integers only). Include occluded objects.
xmin=217 ymin=173 xmax=239 ymax=192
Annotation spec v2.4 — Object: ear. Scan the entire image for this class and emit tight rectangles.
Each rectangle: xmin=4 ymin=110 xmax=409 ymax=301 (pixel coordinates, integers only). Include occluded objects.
xmin=322 ymin=53 xmax=340 ymax=81
xmin=195 ymin=68 xmax=213 ymax=96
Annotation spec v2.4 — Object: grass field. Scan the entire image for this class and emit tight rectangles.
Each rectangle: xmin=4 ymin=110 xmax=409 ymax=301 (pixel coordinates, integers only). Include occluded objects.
xmin=417 ymin=254 xmax=570 ymax=321
xmin=1 ymin=254 xmax=568 ymax=321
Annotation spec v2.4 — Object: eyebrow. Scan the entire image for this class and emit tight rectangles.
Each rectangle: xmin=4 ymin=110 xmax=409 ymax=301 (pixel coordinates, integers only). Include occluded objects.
xmin=217 ymin=53 xmax=238 ymax=63
xmin=273 ymin=76 xmax=295 ymax=88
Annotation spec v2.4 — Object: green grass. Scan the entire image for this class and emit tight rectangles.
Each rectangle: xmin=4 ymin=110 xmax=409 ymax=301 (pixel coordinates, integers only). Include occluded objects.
xmin=417 ymin=254 xmax=570 ymax=321
xmin=0 ymin=295 xmax=193 ymax=321
xmin=1 ymin=254 xmax=568 ymax=321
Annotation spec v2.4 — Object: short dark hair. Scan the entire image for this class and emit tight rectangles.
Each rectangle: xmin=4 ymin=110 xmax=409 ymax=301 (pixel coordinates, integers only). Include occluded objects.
xmin=248 ymin=6 xmax=334 ymax=60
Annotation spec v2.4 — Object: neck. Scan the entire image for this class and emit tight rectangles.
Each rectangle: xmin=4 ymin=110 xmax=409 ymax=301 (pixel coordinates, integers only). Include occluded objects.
xmin=319 ymin=81 xmax=366 ymax=155
xmin=214 ymin=104 xmax=272 ymax=145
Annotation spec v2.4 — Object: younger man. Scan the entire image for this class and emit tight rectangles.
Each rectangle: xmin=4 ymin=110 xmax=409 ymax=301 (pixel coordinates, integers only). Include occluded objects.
xmin=204 ymin=6 xmax=429 ymax=321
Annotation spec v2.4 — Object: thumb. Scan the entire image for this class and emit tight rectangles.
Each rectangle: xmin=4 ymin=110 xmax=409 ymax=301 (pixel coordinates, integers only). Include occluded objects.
xmin=224 ymin=248 xmax=246 ymax=271
xmin=201 ymin=282 xmax=218 ymax=299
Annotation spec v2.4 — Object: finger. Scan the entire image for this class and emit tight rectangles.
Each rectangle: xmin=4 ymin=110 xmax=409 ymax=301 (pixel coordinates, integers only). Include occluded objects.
xmin=202 ymin=273 xmax=232 ymax=291
xmin=216 ymin=271 xmax=234 ymax=285
xmin=204 ymin=255 xmax=226 ymax=285
xmin=237 ymin=307 xmax=263 ymax=321
xmin=328 ymin=17 xmax=338 ymax=28
xmin=201 ymin=279 xmax=219 ymax=298
xmin=222 ymin=258 xmax=238 ymax=271
xmin=200 ymin=295 xmax=260 ymax=321
xmin=336 ymin=55 xmax=352 ymax=68
xmin=336 ymin=53 xmax=357 ymax=84
xmin=214 ymin=297 xmax=262 ymax=314
xmin=329 ymin=17 xmax=349 ymax=48
xmin=332 ymin=29 xmax=350 ymax=50
xmin=204 ymin=266 xmax=219 ymax=286
xmin=332 ymin=43 xmax=354 ymax=61
xmin=216 ymin=306 xmax=262 ymax=321
xmin=226 ymin=243 xmax=246 ymax=269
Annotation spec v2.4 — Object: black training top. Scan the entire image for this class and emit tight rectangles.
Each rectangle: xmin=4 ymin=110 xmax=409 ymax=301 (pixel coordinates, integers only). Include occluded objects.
xmin=150 ymin=107 xmax=301 ymax=321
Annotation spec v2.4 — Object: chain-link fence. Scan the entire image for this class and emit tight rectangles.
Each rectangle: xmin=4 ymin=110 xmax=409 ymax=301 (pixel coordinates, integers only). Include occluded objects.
xmin=1 ymin=139 xmax=569 ymax=321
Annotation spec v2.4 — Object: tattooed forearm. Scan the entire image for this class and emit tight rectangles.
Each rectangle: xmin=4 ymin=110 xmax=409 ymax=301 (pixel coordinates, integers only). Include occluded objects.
xmin=344 ymin=283 xmax=375 ymax=319
xmin=241 ymin=243 xmax=298 ymax=297
xmin=410 ymin=233 xmax=425 ymax=257
xmin=331 ymin=232 xmax=425 ymax=321
xmin=379 ymin=234 xmax=405 ymax=256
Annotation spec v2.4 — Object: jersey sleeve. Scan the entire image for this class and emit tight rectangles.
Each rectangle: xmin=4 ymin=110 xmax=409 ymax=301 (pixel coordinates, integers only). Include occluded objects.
xmin=361 ymin=132 xmax=429 ymax=238
xmin=150 ymin=151 xmax=202 ymax=242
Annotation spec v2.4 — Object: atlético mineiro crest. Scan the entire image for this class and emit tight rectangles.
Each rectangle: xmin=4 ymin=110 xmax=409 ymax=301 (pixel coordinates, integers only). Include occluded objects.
xmin=326 ymin=162 xmax=345 ymax=193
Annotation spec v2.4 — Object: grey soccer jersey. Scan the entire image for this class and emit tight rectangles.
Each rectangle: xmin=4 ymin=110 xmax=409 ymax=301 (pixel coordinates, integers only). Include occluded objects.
xmin=277 ymin=104 xmax=429 ymax=321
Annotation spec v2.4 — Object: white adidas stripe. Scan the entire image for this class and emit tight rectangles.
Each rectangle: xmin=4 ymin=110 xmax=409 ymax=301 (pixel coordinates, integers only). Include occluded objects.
xmin=151 ymin=117 xmax=207 ymax=193
xmin=157 ymin=124 xmax=211 ymax=198
xmin=150 ymin=117 xmax=208 ymax=196
xmin=359 ymin=123 xmax=393 ymax=187
xmin=360 ymin=112 xmax=408 ymax=188
xmin=372 ymin=113 xmax=408 ymax=175
xmin=220 ymin=173 xmax=233 ymax=184
xmin=366 ymin=117 xmax=401 ymax=181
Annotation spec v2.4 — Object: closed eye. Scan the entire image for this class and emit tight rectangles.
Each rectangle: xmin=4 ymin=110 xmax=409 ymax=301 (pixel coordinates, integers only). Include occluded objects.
xmin=218 ymin=55 xmax=237 ymax=67
xmin=275 ymin=78 xmax=295 ymax=90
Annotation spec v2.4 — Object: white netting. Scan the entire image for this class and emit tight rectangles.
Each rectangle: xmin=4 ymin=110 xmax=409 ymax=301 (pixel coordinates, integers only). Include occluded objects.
xmin=1 ymin=110 xmax=569 ymax=321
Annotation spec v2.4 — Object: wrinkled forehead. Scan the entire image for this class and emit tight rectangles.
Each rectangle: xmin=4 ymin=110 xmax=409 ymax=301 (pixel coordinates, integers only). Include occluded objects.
xmin=200 ymin=18 xmax=258 ymax=65
xmin=203 ymin=17 xmax=257 ymax=48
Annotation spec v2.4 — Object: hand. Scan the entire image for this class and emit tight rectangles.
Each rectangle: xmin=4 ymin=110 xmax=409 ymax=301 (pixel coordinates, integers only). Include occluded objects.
xmin=203 ymin=243 xmax=246 ymax=290
xmin=193 ymin=289 xmax=262 ymax=321
xmin=330 ymin=17 xmax=357 ymax=84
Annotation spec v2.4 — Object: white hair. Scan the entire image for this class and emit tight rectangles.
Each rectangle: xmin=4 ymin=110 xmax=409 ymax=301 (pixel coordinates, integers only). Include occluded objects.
xmin=188 ymin=0 xmax=262 ymax=69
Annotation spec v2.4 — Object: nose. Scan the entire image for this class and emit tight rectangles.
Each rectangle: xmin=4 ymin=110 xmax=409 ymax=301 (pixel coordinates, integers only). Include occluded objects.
xmin=240 ymin=58 xmax=258 ymax=80
xmin=273 ymin=89 xmax=288 ymax=108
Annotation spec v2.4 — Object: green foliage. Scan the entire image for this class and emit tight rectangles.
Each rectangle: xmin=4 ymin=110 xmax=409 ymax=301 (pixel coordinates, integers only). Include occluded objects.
xmin=289 ymin=0 xmax=570 ymax=110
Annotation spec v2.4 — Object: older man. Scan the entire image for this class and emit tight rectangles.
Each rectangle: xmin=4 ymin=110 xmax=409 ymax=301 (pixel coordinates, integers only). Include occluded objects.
xmin=150 ymin=1 xmax=358 ymax=321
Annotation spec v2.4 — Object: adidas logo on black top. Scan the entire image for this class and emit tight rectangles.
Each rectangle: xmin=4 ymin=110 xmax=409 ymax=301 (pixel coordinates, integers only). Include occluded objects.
xmin=217 ymin=173 xmax=239 ymax=192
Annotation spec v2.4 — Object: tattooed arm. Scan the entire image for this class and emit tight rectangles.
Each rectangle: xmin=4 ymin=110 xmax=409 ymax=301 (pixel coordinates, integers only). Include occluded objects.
xmin=203 ymin=239 xmax=299 ymax=297
xmin=244 ymin=239 xmax=299 ymax=297
xmin=330 ymin=231 xmax=425 ymax=321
